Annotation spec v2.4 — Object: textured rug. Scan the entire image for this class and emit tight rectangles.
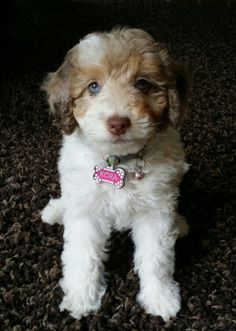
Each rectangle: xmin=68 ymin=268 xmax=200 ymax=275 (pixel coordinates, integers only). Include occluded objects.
xmin=1 ymin=1 xmax=235 ymax=330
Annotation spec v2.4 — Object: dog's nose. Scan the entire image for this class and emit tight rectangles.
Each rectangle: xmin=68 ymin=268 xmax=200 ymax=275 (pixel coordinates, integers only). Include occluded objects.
xmin=107 ymin=115 xmax=131 ymax=136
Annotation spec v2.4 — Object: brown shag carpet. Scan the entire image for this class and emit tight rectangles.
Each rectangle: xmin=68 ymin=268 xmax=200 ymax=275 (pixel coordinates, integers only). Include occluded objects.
xmin=1 ymin=1 xmax=235 ymax=330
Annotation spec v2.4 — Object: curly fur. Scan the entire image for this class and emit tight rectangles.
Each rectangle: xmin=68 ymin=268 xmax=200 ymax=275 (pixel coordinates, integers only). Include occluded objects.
xmin=41 ymin=27 xmax=190 ymax=321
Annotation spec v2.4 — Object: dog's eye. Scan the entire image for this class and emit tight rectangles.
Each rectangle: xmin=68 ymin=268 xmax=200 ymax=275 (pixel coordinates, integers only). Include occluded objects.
xmin=88 ymin=81 xmax=100 ymax=94
xmin=135 ymin=79 xmax=151 ymax=93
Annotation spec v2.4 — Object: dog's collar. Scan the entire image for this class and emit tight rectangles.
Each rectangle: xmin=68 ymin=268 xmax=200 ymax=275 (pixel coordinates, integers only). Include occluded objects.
xmin=93 ymin=147 xmax=147 ymax=189
xmin=104 ymin=146 xmax=146 ymax=169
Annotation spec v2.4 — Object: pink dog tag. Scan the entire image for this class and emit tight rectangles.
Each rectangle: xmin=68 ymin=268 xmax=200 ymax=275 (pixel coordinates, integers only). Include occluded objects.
xmin=93 ymin=166 xmax=126 ymax=189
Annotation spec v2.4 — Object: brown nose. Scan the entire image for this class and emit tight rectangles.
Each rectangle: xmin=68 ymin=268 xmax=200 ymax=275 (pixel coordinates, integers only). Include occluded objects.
xmin=107 ymin=115 xmax=131 ymax=136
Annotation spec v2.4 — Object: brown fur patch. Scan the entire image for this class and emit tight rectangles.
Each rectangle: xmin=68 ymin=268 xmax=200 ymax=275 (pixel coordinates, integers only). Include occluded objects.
xmin=53 ymin=100 xmax=78 ymax=134
xmin=72 ymin=97 xmax=88 ymax=121
xmin=70 ymin=65 xmax=107 ymax=98
xmin=135 ymin=95 xmax=169 ymax=132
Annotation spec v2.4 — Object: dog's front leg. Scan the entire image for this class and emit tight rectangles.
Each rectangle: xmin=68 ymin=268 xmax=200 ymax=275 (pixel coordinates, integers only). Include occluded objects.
xmin=59 ymin=214 xmax=110 ymax=319
xmin=132 ymin=212 xmax=180 ymax=321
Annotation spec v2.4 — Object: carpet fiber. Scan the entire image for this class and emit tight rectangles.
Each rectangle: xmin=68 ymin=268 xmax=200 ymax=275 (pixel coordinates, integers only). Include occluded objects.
xmin=1 ymin=1 xmax=235 ymax=330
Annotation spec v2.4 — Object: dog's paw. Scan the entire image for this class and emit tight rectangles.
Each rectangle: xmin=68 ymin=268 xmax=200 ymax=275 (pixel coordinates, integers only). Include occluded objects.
xmin=59 ymin=279 xmax=106 ymax=319
xmin=138 ymin=280 xmax=181 ymax=321
xmin=59 ymin=289 xmax=105 ymax=319
xmin=60 ymin=293 xmax=102 ymax=319
xmin=41 ymin=198 xmax=64 ymax=225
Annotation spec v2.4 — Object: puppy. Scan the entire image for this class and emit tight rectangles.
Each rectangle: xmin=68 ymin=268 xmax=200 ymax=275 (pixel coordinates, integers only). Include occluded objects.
xmin=41 ymin=27 xmax=190 ymax=321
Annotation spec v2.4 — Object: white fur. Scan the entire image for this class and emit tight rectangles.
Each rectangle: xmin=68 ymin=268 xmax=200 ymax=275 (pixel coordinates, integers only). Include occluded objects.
xmin=41 ymin=198 xmax=64 ymax=225
xmin=41 ymin=28 xmax=189 ymax=321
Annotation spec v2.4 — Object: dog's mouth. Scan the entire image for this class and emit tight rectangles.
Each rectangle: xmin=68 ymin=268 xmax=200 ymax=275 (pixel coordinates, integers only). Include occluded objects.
xmin=111 ymin=136 xmax=127 ymax=144
xmin=110 ymin=135 xmax=138 ymax=146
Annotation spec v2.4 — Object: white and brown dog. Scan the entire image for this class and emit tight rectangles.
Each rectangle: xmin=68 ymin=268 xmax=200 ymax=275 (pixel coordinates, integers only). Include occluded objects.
xmin=41 ymin=27 xmax=190 ymax=321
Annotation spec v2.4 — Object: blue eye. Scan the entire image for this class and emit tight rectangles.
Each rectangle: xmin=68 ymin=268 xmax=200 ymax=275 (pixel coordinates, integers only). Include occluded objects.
xmin=135 ymin=79 xmax=151 ymax=92
xmin=88 ymin=81 xmax=100 ymax=94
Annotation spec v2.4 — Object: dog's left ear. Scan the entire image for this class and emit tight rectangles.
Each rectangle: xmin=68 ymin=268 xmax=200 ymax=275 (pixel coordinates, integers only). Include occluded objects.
xmin=167 ymin=61 xmax=190 ymax=128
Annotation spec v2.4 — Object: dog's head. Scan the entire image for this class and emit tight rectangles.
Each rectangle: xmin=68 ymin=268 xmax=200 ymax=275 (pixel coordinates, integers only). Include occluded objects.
xmin=42 ymin=28 xmax=189 ymax=154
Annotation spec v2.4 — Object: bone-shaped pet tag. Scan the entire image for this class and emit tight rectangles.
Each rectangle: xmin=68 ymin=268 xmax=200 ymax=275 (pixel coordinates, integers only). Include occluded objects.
xmin=93 ymin=166 xmax=126 ymax=189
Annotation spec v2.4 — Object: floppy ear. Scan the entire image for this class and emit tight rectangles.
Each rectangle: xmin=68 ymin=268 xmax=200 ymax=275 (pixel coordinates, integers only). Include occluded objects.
xmin=41 ymin=59 xmax=78 ymax=134
xmin=167 ymin=61 xmax=190 ymax=128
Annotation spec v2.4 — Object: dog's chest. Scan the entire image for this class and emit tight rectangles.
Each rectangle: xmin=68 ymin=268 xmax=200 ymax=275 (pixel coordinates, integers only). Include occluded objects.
xmin=92 ymin=176 xmax=150 ymax=228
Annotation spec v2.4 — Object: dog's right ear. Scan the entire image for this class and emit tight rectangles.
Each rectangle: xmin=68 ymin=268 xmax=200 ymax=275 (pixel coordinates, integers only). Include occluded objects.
xmin=41 ymin=59 xmax=78 ymax=134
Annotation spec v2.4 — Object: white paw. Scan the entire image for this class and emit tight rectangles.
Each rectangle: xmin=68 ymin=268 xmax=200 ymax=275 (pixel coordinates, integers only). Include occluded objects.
xmin=138 ymin=280 xmax=181 ymax=321
xmin=59 ymin=278 xmax=106 ymax=319
xmin=41 ymin=198 xmax=64 ymax=225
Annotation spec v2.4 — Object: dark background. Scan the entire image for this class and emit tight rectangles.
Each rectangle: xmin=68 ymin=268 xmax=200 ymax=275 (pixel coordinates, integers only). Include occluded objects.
xmin=1 ymin=1 xmax=235 ymax=330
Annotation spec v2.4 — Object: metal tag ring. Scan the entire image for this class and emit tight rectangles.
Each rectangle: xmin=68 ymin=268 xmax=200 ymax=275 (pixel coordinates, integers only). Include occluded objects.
xmin=136 ymin=157 xmax=146 ymax=169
